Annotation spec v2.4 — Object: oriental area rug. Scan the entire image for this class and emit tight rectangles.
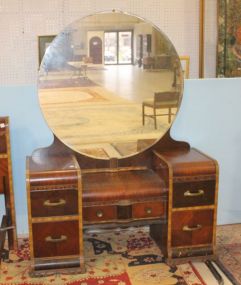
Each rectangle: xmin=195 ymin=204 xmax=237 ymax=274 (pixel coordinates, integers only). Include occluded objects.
xmin=0 ymin=224 xmax=240 ymax=285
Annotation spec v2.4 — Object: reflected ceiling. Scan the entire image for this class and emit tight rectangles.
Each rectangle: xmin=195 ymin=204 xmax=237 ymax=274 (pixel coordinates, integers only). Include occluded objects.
xmin=38 ymin=11 xmax=184 ymax=159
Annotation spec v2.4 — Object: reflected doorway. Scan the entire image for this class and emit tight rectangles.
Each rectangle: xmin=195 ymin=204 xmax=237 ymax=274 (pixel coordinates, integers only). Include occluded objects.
xmin=104 ymin=31 xmax=133 ymax=65
xmin=89 ymin=36 xmax=103 ymax=64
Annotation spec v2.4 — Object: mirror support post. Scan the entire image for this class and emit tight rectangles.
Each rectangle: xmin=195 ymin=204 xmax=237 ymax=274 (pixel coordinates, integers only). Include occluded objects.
xmin=199 ymin=0 xmax=205 ymax=78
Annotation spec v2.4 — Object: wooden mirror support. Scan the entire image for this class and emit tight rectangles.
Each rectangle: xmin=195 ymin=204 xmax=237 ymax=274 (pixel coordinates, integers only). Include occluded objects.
xmin=26 ymin=11 xmax=218 ymax=276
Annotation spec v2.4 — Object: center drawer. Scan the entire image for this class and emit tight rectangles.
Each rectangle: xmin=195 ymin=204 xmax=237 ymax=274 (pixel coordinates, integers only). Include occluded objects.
xmin=32 ymin=220 xmax=79 ymax=258
xmin=30 ymin=189 xmax=78 ymax=217
xmin=132 ymin=201 xmax=165 ymax=219
xmin=83 ymin=205 xmax=117 ymax=222
xmin=83 ymin=200 xmax=165 ymax=223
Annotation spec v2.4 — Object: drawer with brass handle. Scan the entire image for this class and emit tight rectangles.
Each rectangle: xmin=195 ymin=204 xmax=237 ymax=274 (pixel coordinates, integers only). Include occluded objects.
xmin=83 ymin=205 xmax=117 ymax=223
xmin=171 ymin=209 xmax=214 ymax=247
xmin=32 ymin=220 xmax=79 ymax=258
xmin=45 ymin=235 xmax=67 ymax=243
xmin=182 ymin=224 xmax=202 ymax=232
xmin=30 ymin=189 xmax=78 ymax=217
xmin=173 ymin=180 xmax=215 ymax=208
xmin=132 ymin=201 xmax=165 ymax=219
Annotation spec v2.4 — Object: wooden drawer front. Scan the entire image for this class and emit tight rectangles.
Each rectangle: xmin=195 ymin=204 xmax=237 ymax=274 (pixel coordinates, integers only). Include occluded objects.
xmin=32 ymin=221 xmax=79 ymax=258
xmin=173 ymin=180 xmax=215 ymax=208
xmin=30 ymin=189 xmax=78 ymax=217
xmin=83 ymin=205 xmax=117 ymax=222
xmin=132 ymin=201 xmax=165 ymax=219
xmin=171 ymin=210 xmax=214 ymax=247
xmin=0 ymin=130 xmax=7 ymax=154
xmin=0 ymin=158 xmax=8 ymax=194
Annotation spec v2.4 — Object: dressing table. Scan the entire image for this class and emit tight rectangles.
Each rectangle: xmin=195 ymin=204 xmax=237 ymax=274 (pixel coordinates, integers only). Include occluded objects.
xmin=26 ymin=11 xmax=218 ymax=276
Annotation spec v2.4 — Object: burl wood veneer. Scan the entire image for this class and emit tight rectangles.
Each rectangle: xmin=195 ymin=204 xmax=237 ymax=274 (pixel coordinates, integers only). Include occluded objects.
xmin=26 ymin=131 xmax=218 ymax=275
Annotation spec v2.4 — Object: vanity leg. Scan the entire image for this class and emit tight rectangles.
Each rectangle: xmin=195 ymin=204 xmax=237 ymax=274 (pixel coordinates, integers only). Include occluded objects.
xmin=150 ymin=223 xmax=168 ymax=258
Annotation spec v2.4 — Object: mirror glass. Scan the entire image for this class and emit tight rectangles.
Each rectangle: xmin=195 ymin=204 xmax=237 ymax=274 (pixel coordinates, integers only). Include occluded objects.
xmin=38 ymin=11 xmax=183 ymax=159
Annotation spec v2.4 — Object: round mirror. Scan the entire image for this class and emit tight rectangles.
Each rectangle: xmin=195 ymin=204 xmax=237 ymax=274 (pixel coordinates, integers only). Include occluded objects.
xmin=38 ymin=11 xmax=183 ymax=159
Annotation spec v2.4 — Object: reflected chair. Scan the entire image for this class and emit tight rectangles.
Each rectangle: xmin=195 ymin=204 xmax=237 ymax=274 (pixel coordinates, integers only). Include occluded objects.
xmin=142 ymin=92 xmax=179 ymax=129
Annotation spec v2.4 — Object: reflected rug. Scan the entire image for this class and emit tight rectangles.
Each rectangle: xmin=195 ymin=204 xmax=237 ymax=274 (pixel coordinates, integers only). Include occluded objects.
xmin=0 ymin=225 xmax=240 ymax=285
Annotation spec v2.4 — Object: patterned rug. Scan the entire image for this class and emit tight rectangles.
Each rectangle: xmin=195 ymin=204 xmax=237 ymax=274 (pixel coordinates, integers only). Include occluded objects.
xmin=0 ymin=225 xmax=240 ymax=285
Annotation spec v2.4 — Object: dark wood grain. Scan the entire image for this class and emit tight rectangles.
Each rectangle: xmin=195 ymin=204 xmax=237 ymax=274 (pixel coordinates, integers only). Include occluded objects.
xmin=31 ymin=189 xmax=78 ymax=217
xmin=32 ymin=220 xmax=79 ymax=258
xmin=27 ymin=130 xmax=218 ymax=271
xmin=83 ymin=205 xmax=117 ymax=222
xmin=132 ymin=201 xmax=165 ymax=219
xmin=171 ymin=209 xmax=214 ymax=247
xmin=173 ymin=180 xmax=215 ymax=208
xmin=0 ymin=117 xmax=17 ymax=251
xmin=83 ymin=169 xmax=167 ymax=203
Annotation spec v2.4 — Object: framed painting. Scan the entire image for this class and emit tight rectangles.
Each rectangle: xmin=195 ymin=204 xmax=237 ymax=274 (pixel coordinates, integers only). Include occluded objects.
xmin=217 ymin=0 xmax=241 ymax=77
xmin=38 ymin=35 xmax=56 ymax=66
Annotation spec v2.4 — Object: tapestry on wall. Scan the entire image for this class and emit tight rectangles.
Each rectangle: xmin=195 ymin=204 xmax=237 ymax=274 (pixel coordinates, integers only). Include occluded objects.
xmin=217 ymin=0 xmax=241 ymax=77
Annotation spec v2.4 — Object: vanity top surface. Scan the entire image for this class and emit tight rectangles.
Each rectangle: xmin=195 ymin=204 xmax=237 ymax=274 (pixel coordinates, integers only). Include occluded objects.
xmin=83 ymin=169 xmax=167 ymax=203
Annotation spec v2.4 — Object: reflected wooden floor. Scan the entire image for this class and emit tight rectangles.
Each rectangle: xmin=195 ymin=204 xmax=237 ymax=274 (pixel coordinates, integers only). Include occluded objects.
xmin=39 ymin=65 xmax=179 ymax=158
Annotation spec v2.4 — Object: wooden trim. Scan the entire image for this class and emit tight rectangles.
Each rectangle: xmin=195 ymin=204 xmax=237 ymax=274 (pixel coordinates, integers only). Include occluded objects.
xmin=5 ymin=117 xmax=17 ymax=249
xmin=171 ymin=243 xmax=212 ymax=249
xmin=0 ymin=117 xmax=18 ymax=250
xmin=84 ymin=216 xmax=166 ymax=225
xmin=172 ymin=205 xmax=215 ymax=212
xmin=0 ymin=154 xmax=8 ymax=159
xmin=34 ymin=255 xmax=81 ymax=261
xmin=74 ymin=155 xmax=85 ymax=272
xmin=31 ymin=216 xmax=79 ymax=223
xmin=84 ymin=197 xmax=165 ymax=207
xmin=26 ymin=158 xmax=34 ymax=259
xmin=82 ymin=166 xmax=147 ymax=174
xmin=153 ymin=150 xmax=173 ymax=259
xmin=212 ymin=158 xmax=219 ymax=255
xmin=199 ymin=0 xmax=205 ymax=78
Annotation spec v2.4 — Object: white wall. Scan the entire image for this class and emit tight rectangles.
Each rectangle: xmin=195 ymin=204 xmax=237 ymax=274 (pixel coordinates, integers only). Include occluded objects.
xmin=0 ymin=0 xmax=217 ymax=85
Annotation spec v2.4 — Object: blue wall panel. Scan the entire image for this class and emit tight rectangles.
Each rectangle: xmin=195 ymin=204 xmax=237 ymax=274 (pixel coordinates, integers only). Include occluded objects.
xmin=0 ymin=79 xmax=241 ymax=234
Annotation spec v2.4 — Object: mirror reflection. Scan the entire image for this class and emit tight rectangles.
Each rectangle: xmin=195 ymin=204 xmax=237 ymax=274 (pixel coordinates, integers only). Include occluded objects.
xmin=38 ymin=11 xmax=183 ymax=159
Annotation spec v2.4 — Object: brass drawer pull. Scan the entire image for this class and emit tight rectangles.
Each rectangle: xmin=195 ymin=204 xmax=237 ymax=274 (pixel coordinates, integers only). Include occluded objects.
xmin=146 ymin=208 xmax=152 ymax=214
xmin=43 ymin=199 xmax=66 ymax=207
xmin=184 ymin=190 xmax=204 ymax=197
xmin=96 ymin=210 xmax=103 ymax=218
xmin=182 ymin=224 xmax=202 ymax=232
xmin=45 ymin=235 xmax=67 ymax=243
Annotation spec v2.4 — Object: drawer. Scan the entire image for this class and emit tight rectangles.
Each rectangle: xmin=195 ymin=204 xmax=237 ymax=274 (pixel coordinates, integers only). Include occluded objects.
xmin=0 ymin=128 xmax=7 ymax=154
xmin=0 ymin=158 xmax=8 ymax=194
xmin=173 ymin=180 xmax=216 ymax=208
xmin=171 ymin=209 xmax=214 ymax=247
xmin=83 ymin=205 xmax=117 ymax=222
xmin=132 ymin=201 xmax=165 ymax=219
xmin=30 ymin=189 xmax=78 ymax=217
xmin=32 ymin=220 xmax=79 ymax=258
